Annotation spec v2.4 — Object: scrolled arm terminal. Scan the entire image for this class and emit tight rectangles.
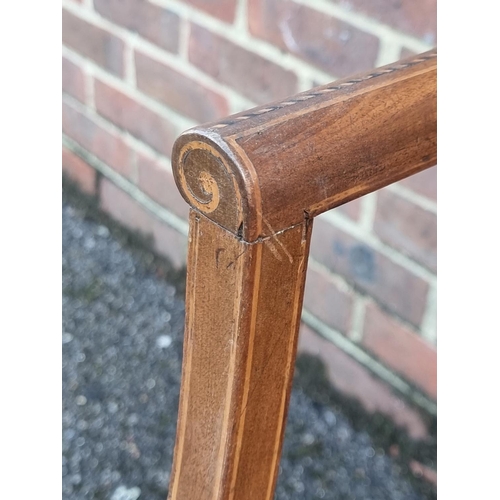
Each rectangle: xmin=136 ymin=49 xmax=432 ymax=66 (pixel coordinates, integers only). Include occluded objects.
xmin=172 ymin=49 xmax=436 ymax=243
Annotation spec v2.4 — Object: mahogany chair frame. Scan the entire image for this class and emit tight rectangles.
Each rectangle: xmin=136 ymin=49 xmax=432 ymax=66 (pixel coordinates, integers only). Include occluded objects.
xmin=167 ymin=50 xmax=437 ymax=500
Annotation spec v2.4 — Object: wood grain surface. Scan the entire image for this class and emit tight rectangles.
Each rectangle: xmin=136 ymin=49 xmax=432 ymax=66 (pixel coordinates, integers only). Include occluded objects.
xmin=172 ymin=50 xmax=436 ymax=241
xmin=169 ymin=50 xmax=437 ymax=499
xmin=168 ymin=211 xmax=312 ymax=500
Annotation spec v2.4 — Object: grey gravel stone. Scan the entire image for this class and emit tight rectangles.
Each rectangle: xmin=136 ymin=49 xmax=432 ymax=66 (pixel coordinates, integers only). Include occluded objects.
xmin=62 ymin=200 xmax=426 ymax=499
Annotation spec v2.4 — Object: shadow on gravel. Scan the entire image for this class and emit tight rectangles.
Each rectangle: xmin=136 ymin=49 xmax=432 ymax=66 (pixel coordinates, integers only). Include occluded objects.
xmin=62 ymin=179 xmax=436 ymax=500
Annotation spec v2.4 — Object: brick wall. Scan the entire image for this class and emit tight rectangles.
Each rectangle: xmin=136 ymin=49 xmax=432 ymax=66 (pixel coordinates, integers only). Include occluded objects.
xmin=62 ymin=0 xmax=437 ymax=439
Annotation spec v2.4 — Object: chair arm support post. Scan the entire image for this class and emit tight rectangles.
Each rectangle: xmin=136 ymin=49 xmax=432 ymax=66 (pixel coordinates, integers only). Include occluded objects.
xmin=168 ymin=212 xmax=312 ymax=500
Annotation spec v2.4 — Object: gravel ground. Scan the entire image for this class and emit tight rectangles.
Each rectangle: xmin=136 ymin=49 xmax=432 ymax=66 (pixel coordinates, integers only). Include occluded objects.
xmin=62 ymin=197 xmax=429 ymax=500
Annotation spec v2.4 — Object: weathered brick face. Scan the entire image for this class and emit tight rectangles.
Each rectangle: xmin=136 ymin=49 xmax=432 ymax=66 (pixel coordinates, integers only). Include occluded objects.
xmin=303 ymin=266 xmax=353 ymax=335
xmin=248 ymin=0 xmax=379 ymax=76
xmin=374 ymin=189 xmax=437 ymax=272
xmin=62 ymin=102 xmax=136 ymax=179
xmin=62 ymin=57 xmax=86 ymax=103
xmin=182 ymin=0 xmax=238 ymax=23
xmin=188 ymin=23 xmax=299 ymax=103
xmin=62 ymin=9 xmax=125 ymax=76
xmin=327 ymin=0 xmax=437 ymax=43
xmin=136 ymin=154 xmax=190 ymax=221
xmin=362 ymin=302 xmax=437 ymax=400
xmin=135 ymin=51 xmax=230 ymax=122
xmin=94 ymin=0 xmax=181 ymax=53
xmin=62 ymin=0 xmax=437 ymax=431
xmin=311 ymin=218 xmax=430 ymax=327
xmin=62 ymin=147 xmax=96 ymax=195
xmin=94 ymin=80 xmax=178 ymax=157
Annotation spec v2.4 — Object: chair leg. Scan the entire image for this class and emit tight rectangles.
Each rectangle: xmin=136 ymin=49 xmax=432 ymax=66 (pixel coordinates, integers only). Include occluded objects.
xmin=168 ymin=210 xmax=312 ymax=500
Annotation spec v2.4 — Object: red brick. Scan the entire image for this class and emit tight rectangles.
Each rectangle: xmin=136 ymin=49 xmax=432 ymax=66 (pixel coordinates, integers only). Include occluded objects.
xmin=62 ymin=9 xmax=124 ymax=77
xmin=151 ymin=217 xmax=188 ymax=269
xmin=362 ymin=302 xmax=437 ymax=400
xmin=311 ymin=217 xmax=428 ymax=327
xmin=189 ymin=23 xmax=298 ymax=104
xmin=94 ymin=0 xmax=180 ymax=53
xmin=399 ymin=165 xmax=437 ymax=201
xmin=183 ymin=0 xmax=237 ymax=23
xmin=135 ymin=51 xmax=229 ymax=123
xmin=62 ymin=147 xmax=96 ymax=195
xmin=248 ymin=0 xmax=379 ymax=77
xmin=94 ymin=80 xmax=177 ymax=156
xmin=374 ymin=190 xmax=436 ymax=272
xmin=297 ymin=323 xmax=429 ymax=439
xmin=62 ymin=102 xmax=135 ymax=179
xmin=400 ymin=47 xmax=417 ymax=60
xmin=337 ymin=198 xmax=362 ymax=221
xmin=62 ymin=57 xmax=86 ymax=103
xmin=327 ymin=0 xmax=436 ymax=43
xmin=101 ymin=178 xmax=152 ymax=231
xmin=137 ymin=154 xmax=189 ymax=220
xmin=100 ymin=179 xmax=187 ymax=268
xmin=303 ymin=266 xmax=352 ymax=335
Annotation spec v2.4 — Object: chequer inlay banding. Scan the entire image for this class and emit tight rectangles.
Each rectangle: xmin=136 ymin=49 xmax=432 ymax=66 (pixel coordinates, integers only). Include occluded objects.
xmin=206 ymin=51 xmax=436 ymax=131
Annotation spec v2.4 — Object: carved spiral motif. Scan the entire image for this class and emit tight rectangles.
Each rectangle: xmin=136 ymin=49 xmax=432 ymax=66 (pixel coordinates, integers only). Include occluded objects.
xmin=196 ymin=170 xmax=220 ymax=213
xmin=175 ymin=140 xmax=242 ymax=231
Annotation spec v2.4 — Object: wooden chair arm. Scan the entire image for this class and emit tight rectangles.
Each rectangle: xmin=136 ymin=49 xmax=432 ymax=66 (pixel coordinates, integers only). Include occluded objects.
xmin=172 ymin=49 xmax=436 ymax=242
xmin=168 ymin=50 xmax=436 ymax=500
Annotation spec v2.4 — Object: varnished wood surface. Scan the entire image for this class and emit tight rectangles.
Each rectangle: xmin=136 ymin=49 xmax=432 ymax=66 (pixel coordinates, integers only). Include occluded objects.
xmin=172 ymin=50 xmax=436 ymax=241
xmin=169 ymin=50 xmax=437 ymax=500
xmin=168 ymin=211 xmax=312 ymax=500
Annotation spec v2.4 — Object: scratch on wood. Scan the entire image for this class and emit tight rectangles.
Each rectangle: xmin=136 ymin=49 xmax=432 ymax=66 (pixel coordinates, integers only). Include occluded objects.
xmin=215 ymin=248 xmax=225 ymax=269
xmin=262 ymin=217 xmax=293 ymax=263
xmin=264 ymin=240 xmax=283 ymax=261
xmin=226 ymin=248 xmax=248 ymax=269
